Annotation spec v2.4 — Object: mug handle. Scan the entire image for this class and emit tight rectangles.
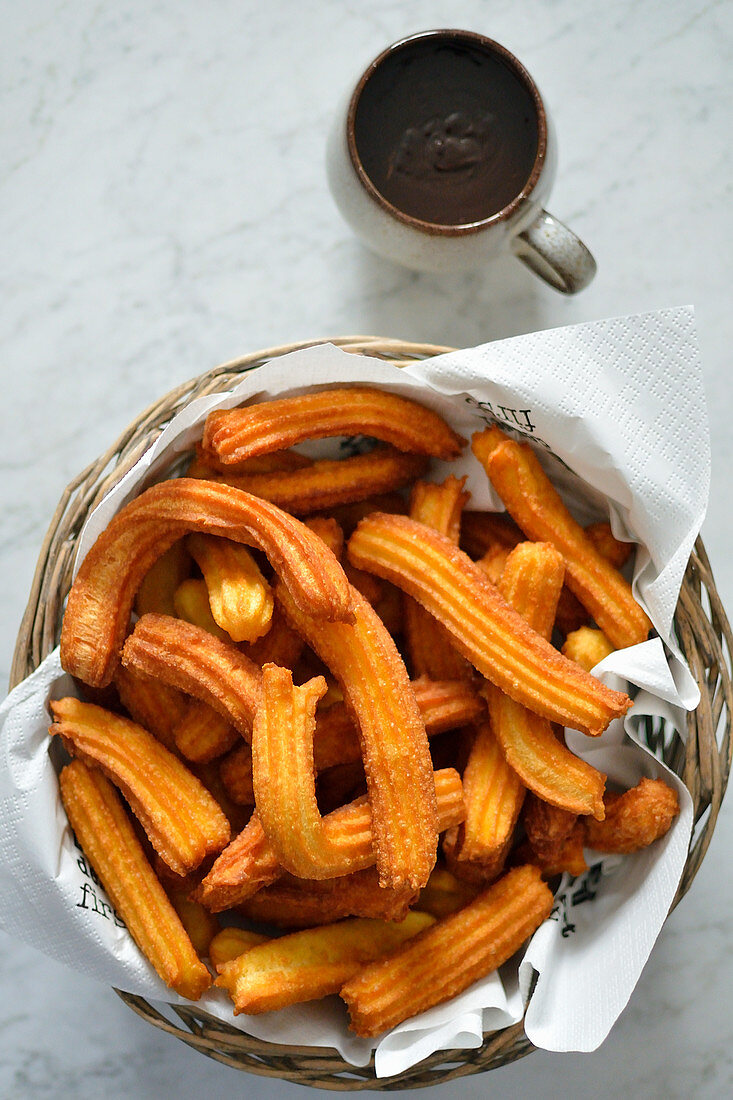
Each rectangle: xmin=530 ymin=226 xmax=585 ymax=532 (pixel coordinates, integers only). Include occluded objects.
xmin=511 ymin=210 xmax=597 ymax=294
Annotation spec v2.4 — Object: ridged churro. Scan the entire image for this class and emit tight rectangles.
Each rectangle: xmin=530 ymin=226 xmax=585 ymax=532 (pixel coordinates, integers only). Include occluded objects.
xmin=122 ymin=614 xmax=261 ymax=738
xmin=172 ymin=699 xmax=239 ymax=763
xmin=195 ymin=768 xmax=464 ymax=912
xmin=277 ymin=582 xmax=439 ymax=890
xmin=443 ymin=720 xmax=524 ymax=884
xmin=187 ymin=533 xmax=273 ymax=643
xmin=237 ymin=868 xmax=417 ymax=928
xmin=252 ymin=665 xmax=356 ymax=878
xmin=404 ymin=478 xmax=474 ymax=682
xmin=216 ymin=911 xmax=435 ymax=1015
xmin=347 ymin=513 xmax=631 ymax=735
xmin=59 ymin=760 xmax=212 ymax=1000
xmin=202 ymin=386 xmax=465 ymax=464
xmin=206 ymin=446 xmax=430 ymax=515
xmin=113 ymin=665 xmax=188 ymax=752
xmin=219 ymin=676 xmax=483 ymax=806
xmin=340 ymin=864 xmax=553 ymax=1036
xmin=484 ymin=542 xmax=607 ymax=818
xmin=51 ymin=698 xmax=230 ymax=875
xmin=471 ymin=428 xmax=651 ymax=649
xmin=60 ymin=478 xmax=353 ymax=687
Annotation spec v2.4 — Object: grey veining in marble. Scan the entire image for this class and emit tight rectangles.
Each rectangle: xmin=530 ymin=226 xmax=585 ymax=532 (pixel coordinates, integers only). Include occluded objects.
xmin=2 ymin=1 xmax=732 ymax=1097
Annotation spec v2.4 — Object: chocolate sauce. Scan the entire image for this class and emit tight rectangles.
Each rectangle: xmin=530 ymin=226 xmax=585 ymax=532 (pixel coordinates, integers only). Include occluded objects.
xmin=353 ymin=37 xmax=540 ymax=227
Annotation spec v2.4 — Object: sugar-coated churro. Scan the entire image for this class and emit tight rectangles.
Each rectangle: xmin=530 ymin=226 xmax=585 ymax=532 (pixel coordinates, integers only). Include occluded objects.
xmin=187 ymin=533 xmax=273 ymax=643
xmin=202 ymin=386 xmax=465 ymax=464
xmin=122 ymin=614 xmax=261 ymax=738
xmin=195 ymin=768 xmax=464 ymax=912
xmin=206 ymin=446 xmax=430 ymax=515
xmin=216 ymin=911 xmax=435 ymax=1015
xmin=237 ymin=868 xmax=417 ymax=928
xmin=471 ymin=427 xmax=651 ymax=648
xmin=60 ymin=478 xmax=352 ymax=687
xmin=347 ymin=513 xmax=631 ymax=735
xmin=59 ymin=760 xmax=212 ymax=1000
xmin=340 ymin=864 xmax=553 ymax=1036
xmin=276 ymin=581 xmax=439 ymax=890
xmin=51 ymin=698 xmax=230 ymax=875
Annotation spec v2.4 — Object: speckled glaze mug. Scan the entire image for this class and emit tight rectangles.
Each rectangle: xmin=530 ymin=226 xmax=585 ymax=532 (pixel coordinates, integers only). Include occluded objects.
xmin=327 ymin=30 xmax=596 ymax=292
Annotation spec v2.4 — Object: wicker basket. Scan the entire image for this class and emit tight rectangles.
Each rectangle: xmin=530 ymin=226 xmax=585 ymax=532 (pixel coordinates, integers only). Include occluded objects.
xmin=10 ymin=336 xmax=733 ymax=1090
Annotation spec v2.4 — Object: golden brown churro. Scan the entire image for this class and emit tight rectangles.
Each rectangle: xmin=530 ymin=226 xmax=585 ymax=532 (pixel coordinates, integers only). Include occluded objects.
xmin=277 ymin=582 xmax=439 ymax=890
xmin=195 ymin=768 xmax=464 ymax=912
xmin=172 ymin=699 xmax=239 ymax=763
xmin=347 ymin=513 xmax=630 ymax=735
xmin=51 ymin=698 xmax=230 ymax=875
xmin=59 ymin=760 xmax=211 ymax=1000
xmin=562 ymin=626 xmax=615 ymax=672
xmin=216 ymin=911 xmax=435 ymax=1015
xmin=112 ymin=665 xmax=188 ymax=752
xmin=134 ymin=540 xmax=192 ymax=619
xmin=209 ymin=927 xmax=270 ymax=972
xmin=586 ymin=778 xmax=679 ymax=853
xmin=207 ymin=446 xmax=430 ymax=515
xmin=340 ymin=864 xmax=553 ymax=1036
xmin=187 ymin=533 xmax=273 ymax=643
xmin=471 ymin=428 xmax=651 ymax=648
xmin=202 ymin=386 xmax=465 ymax=464
xmin=237 ymin=869 xmax=417 ymax=928
xmin=122 ymin=615 xmax=261 ymax=738
xmin=404 ymin=478 xmax=474 ymax=682
xmin=484 ymin=542 xmax=607 ymax=818
xmin=60 ymin=478 xmax=352 ymax=687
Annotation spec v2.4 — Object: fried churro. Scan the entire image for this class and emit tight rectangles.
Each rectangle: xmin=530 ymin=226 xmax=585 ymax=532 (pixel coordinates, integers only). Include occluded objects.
xmin=471 ymin=428 xmax=651 ymax=649
xmin=59 ymin=760 xmax=212 ymax=1000
xmin=60 ymin=478 xmax=352 ymax=687
xmin=51 ymin=698 xmax=230 ymax=875
xmin=122 ymin=614 xmax=261 ymax=738
xmin=586 ymin=778 xmax=679 ymax=853
xmin=347 ymin=513 xmax=630 ymax=735
xmin=340 ymin=864 xmax=553 ymax=1036
xmin=562 ymin=626 xmax=615 ymax=672
xmin=195 ymin=768 xmax=464 ymax=912
xmin=238 ymin=868 xmax=417 ymax=928
xmin=277 ymin=582 xmax=439 ymax=890
xmin=113 ymin=665 xmax=188 ymax=752
xmin=216 ymin=911 xmax=435 ymax=1015
xmin=172 ymin=699 xmax=239 ymax=763
xmin=207 ymin=446 xmax=430 ymax=515
xmin=202 ymin=386 xmax=465 ymax=464
xmin=187 ymin=533 xmax=273 ymax=643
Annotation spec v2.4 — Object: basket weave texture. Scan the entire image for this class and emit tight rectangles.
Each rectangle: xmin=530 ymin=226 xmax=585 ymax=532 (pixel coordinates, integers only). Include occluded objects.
xmin=10 ymin=337 xmax=733 ymax=1090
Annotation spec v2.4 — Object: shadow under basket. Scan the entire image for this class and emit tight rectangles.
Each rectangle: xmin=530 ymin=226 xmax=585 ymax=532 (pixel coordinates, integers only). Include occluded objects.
xmin=11 ymin=336 xmax=733 ymax=1090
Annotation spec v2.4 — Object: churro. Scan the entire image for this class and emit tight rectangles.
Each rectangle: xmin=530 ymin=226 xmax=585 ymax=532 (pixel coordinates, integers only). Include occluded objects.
xmin=347 ymin=513 xmax=631 ymax=735
xmin=172 ymin=699 xmax=239 ymax=763
xmin=51 ymin=698 xmax=230 ymax=875
xmin=122 ymin=614 xmax=261 ymax=738
xmin=195 ymin=768 xmax=464 ymax=912
xmin=216 ymin=911 xmax=435 ymax=1015
xmin=187 ymin=533 xmax=273 ymax=643
xmin=276 ymin=582 xmax=439 ymax=890
xmin=113 ymin=665 xmax=187 ymax=752
xmin=206 ymin=446 xmax=430 ymax=515
xmin=60 ymin=478 xmax=352 ymax=687
xmin=59 ymin=760 xmax=211 ymax=1000
xmin=202 ymin=386 xmax=464 ymax=464
xmin=586 ymin=778 xmax=679 ymax=853
xmin=341 ymin=864 xmax=553 ymax=1037
xmin=471 ymin=427 xmax=651 ymax=648
xmin=237 ymin=868 xmax=417 ymax=928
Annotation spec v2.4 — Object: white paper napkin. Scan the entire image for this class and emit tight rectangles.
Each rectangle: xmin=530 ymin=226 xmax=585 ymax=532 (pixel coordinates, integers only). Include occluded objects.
xmin=0 ymin=309 xmax=710 ymax=1076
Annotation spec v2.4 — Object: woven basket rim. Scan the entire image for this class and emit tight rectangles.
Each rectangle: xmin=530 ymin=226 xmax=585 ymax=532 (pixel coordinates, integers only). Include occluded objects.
xmin=9 ymin=335 xmax=733 ymax=1090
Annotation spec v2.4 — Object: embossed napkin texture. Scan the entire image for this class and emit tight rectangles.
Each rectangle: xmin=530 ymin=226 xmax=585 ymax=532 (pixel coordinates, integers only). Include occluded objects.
xmin=0 ymin=310 xmax=707 ymax=1074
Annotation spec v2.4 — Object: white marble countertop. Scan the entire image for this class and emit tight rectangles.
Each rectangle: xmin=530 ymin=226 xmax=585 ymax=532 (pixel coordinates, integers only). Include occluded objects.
xmin=2 ymin=1 xmax=732 ymax=1097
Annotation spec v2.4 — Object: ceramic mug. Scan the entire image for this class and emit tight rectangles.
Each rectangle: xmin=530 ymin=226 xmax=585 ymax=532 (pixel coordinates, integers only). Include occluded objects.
xmin=326 ymin=29 xmax=596 ymax=292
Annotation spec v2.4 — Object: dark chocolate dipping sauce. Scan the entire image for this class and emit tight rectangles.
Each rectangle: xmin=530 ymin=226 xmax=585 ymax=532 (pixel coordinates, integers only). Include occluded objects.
xmin=352 ymin=38 xmax=540 ymax=227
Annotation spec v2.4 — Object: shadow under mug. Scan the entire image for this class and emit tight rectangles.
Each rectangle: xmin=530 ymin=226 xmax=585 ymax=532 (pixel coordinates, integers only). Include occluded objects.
xmin=326 ymin=30 xmax=596 ymax=293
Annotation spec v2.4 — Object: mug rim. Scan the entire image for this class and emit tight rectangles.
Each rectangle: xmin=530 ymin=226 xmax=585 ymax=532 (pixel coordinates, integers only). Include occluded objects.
xmin=345 ymin=29 xmax=549 ymax=237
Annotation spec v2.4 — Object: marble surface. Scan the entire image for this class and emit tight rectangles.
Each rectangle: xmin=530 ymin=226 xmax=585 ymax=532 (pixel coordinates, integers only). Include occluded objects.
xmin=1 ymin=1 xmax=732 ymax=1097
